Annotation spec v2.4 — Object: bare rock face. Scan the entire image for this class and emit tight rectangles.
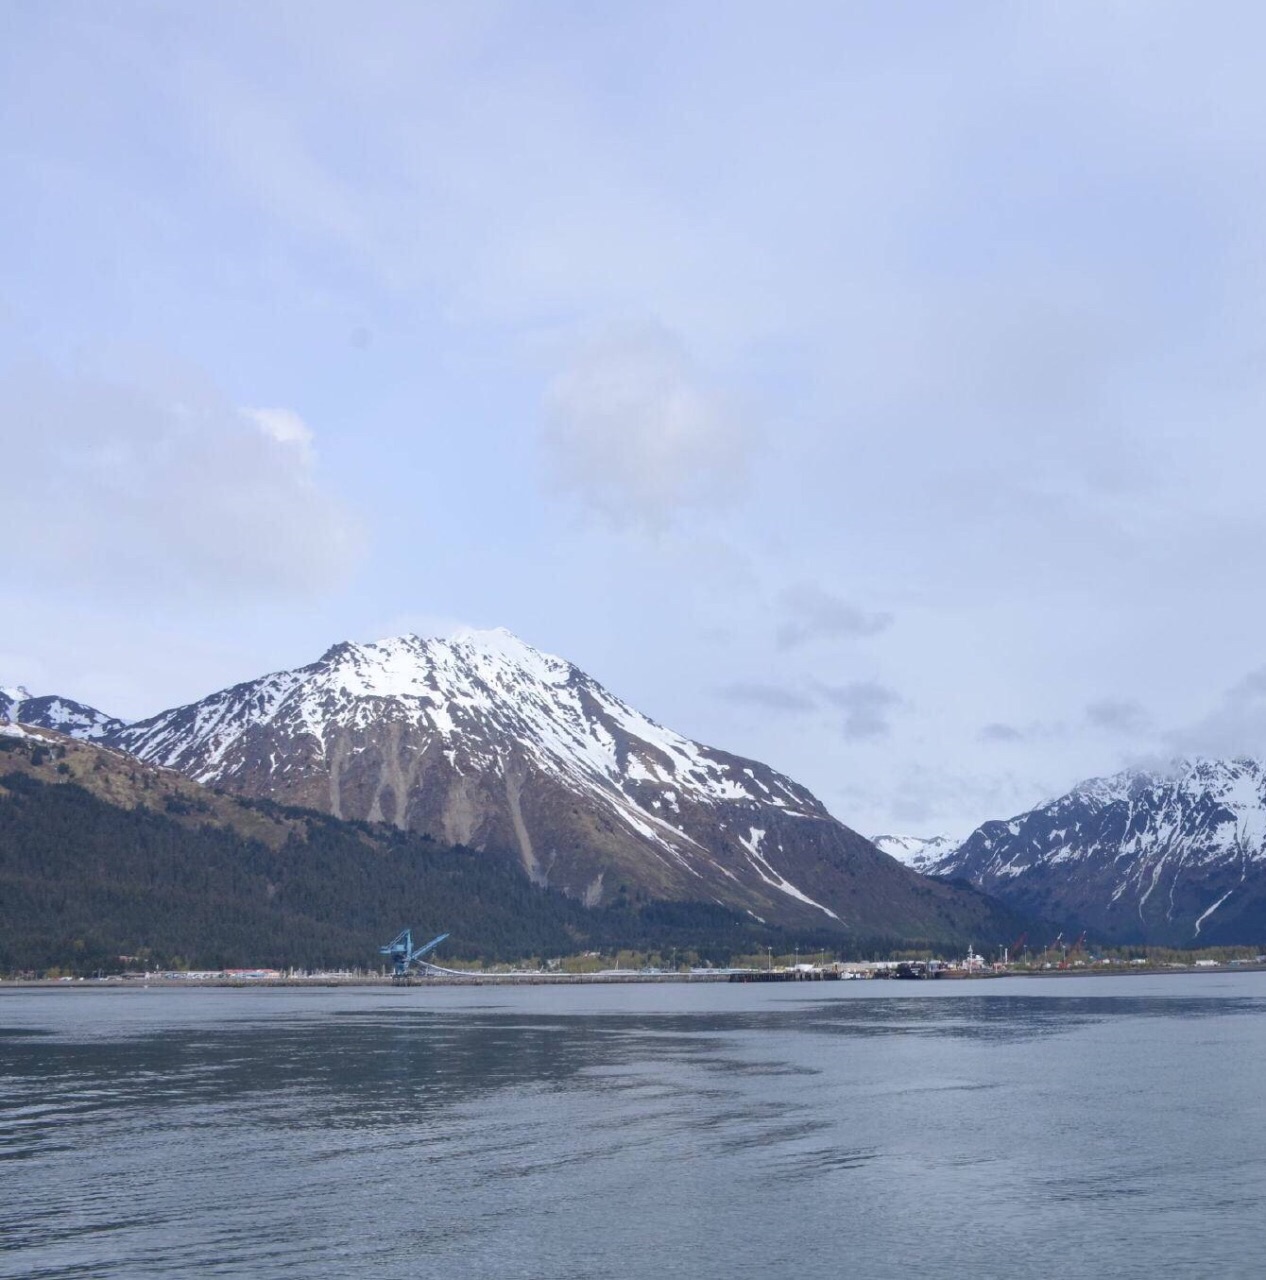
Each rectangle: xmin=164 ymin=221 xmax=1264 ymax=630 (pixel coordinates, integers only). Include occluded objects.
xmin=105 ymin=629 xmax=1016 ymax=940
xmin=925 ymin=759 xmax=1266 ymax=945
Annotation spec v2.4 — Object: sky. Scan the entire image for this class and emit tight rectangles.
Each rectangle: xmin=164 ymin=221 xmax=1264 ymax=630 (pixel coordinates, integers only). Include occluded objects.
xmin=6 ymin=1 xmax=1266 ymax=837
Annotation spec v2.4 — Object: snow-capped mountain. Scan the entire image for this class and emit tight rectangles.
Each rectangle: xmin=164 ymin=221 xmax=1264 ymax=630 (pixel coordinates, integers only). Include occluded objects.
xmin=929 ymin=758 xmax=1266 ymax=944
xmin=1 ymin=685 xmax=124 ymax=741
xmin=107 ymin=628 xmax=1020 ymax=940
xmin=872 ymin=833 xmax=960 ymax=874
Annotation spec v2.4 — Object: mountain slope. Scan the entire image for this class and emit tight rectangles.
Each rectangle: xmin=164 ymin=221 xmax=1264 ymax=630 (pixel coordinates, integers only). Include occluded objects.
xmin=1 ymin=685 xmax=124 ymax=740
xmin=108 ymin=629 xmax=1021 ymax=942
xmin=930 ymin=759 xmax=1266 ymax=944
xmin=0 ymin=725 xmax=830 ymax=973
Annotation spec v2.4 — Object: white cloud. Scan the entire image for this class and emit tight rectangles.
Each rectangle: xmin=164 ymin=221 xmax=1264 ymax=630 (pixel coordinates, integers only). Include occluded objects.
xmin=0 ymin=364 xmax=364 ymax=600
xmin=243 ymin=406 xmax=314 ymax=455
xmin=542 ymin=326 xmax=752 ymax=527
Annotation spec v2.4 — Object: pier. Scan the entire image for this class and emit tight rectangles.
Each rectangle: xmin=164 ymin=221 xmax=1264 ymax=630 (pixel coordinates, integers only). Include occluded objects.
xmin=728 ymin=968 xmax=843 ymax=983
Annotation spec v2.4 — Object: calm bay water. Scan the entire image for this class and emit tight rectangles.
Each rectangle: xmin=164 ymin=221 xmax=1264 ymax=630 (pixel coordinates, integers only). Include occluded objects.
xmin=2 ymin=974 xmax=1265 ymax=1279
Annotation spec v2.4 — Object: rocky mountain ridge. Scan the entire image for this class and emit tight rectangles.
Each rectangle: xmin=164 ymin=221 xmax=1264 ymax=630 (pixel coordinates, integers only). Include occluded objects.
xmin=918 ymin=758 xmax=1266 ymax=944
xmin=1 ymin=685 xmax=124 ymax=741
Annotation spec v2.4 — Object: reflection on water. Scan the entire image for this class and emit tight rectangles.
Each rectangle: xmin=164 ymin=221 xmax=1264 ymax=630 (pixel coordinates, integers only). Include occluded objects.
xmin=3 ymin=977 xmax=1266 ymax=1279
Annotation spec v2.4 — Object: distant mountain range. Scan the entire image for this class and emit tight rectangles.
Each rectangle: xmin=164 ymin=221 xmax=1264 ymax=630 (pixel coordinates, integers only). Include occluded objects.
xmin=1 ymin=631 xmax=1024 ymax=947
xmin=16 ymin=630 xmax=1265 ymax=948
xmin=894 ymin=760 xmax=1266 ymax=945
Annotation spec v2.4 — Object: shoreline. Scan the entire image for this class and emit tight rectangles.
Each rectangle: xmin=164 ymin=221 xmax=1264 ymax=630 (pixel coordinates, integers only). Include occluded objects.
xmin=5 ymin=963 xmax=1265 ymax=990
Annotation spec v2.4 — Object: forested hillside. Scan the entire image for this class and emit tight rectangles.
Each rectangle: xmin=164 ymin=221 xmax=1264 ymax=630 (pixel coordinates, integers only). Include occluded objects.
xmin=0 ymin=731 xmax=893 ymax=973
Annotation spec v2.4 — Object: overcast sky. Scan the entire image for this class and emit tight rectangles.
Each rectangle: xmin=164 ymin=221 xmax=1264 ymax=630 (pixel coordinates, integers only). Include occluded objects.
xmin=5 ymin=1 xmax=1266 ymax=836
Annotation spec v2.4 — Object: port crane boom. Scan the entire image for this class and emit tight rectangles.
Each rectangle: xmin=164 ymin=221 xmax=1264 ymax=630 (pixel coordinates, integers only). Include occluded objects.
xmin=380 ymin=929 xmax=450 ymax=981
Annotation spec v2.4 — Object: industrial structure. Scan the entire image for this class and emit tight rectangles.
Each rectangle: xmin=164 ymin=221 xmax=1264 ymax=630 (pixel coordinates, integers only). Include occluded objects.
xmin=379 ymin=929 xmax=450 ymax=982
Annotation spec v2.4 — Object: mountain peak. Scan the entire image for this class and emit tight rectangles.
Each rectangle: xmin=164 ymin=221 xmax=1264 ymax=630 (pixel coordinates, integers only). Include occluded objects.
xmin=0 ymin=686 xmax=124 ymax=740
xmin=438 ymin=626 xmax=574 ymax=680
xmin=1061 ymin=757 xmax=1264 ymax=809
xmin=301 ymin=630 xmax=574 ymax=708
xmin=104 ymin=628 xmax=1027 ymax=940
xmin=1 ymin=685 xmax=33 ymax=720
xmin=447 ymin=624 xmax=531 ymax=649
xmin=934 ymin=754 xmax=1266 ymax=944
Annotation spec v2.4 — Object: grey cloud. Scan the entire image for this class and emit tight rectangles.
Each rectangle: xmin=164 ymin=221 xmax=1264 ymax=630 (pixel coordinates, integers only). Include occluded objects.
xmin=541 ymin=326 xmax=752 ymax=528
xmin=1168 ymin=667 xmax=1266 ymax=759
xmin=881 ymin=764 xmax=1049 ymax=836
xmin=1085 ymin=698 xmax=1150 ymax=735
xmin=978 ymin=719 xmax=1073 ymax=745
xmin=1238 ymin=670 xmax=1266 ymax=698
xmin=776 ymin=584 xmax=892 ymax=650
xmin=0 ymin=364 xmax=364 ymax=599
xmin=817 ymin=681 xmax=902 ymax=741
xmin=887 ymin=795 xmax=935 ymax=825
xmin=716 ymin=682 xmax=815 ymax=714
xmin=719 ymin=675 xmax=902 ymax=737
xmin=980 ymin=722 xmax=1025 ymax=743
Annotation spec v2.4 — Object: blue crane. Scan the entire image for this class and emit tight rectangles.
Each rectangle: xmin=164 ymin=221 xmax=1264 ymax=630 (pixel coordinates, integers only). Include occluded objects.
xmin=380 ymin=929 xmax=450 ymax=981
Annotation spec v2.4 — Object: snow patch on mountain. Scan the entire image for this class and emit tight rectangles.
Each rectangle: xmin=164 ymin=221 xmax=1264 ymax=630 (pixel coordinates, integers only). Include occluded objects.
xmin=0 ymin=721 xmax=44 ymax=742
xmin=119 ymin=631 xmax=820 ymax=814
xmin=738 ymin=826 xmax=839 ymax=918
xmin=871 ymin=833 xmax=961 ymax=874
